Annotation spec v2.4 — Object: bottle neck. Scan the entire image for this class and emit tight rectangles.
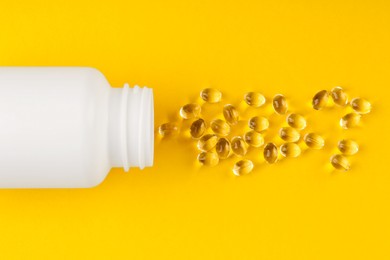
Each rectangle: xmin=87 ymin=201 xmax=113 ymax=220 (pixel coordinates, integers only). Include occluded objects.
xmin=108 ymin=84 xmax=154 ymax=171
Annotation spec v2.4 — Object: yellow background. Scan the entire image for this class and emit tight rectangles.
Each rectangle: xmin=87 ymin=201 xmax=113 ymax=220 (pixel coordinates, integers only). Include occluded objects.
xmin=0 ymin=0 xmax=389 ymax=259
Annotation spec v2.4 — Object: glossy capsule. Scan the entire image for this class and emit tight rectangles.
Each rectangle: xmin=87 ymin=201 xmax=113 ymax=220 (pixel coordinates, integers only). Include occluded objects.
xmin=244 ymin=130 xmax=264 ymax=147
xmin=312 ymin=90 xmax=329 ymax=110
xmin=280 ymin=143 xmax=301 ymax=158
xmin=330 ymin=154 xmax=350 ymax=171
xmin=197 ymin=134 xmax=218 ymax=152
xmin=279 ymin=127 xmax=300 ymax=142
xmin=180 ymin=103 xmax=201 ymax=119
xmin=263 ymin=143 xmax=278 ymax=164
xmin=200 ymin=88 xmax=222 ymax=103
xmin=231 ymin=136 xmax=248 ymax=156
xmin=233 ymin=159 xmax=254 ymax=176
xmin=197 ymin=152 xmax=219 ymax=166
xmin=272 ymin=94 xmax=288 ymax=114
xmin=340 ymin=113 xmax=361 ymax=129
xmin=331 ymin=87 xmax=348 ymax=106
xmin=286 ymin=113 xmax=306 ymax=130
xmin=210 ymin=119 xmax=231 ymax=136
xmin=351 ymin=98 xmax=371 ymax=114
xmin=248 ymin=116 xmax=269 ymax=133
xmin=158 ymin=123 xmax=179 ymax=137
xmin=244 ymin=92 xmax=266 ymax=107
xmin=304 ymin=133 xmax=325 ymax=149
xmin=216 ymin=138 xmax=231 ymax=159
xmin=223 ymin=104 xmax=239 ymax=125
xmin=190 ymin=118 xmax=207 ymax=138
xmin=338 ymin=139 xmax=359 ymax=155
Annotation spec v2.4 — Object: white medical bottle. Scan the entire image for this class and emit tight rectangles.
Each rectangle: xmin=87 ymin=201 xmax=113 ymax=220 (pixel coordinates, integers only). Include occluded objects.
xmin=0 ymin=67 xmax=154 ymax=188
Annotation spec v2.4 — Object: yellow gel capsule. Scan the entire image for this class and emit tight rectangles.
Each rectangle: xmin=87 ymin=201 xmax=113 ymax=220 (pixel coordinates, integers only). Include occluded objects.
xmin=244 ymin=92 xmax=266 ymax=107
xmin=248 ymin=116 xmax=269 ymax=133
xmin=197 ymin=152 xmax=219 ymax=166
xmin=351 ymin=97 xmax=371 ymax=114
xmin=340 ymin=112 xmax=361 ymax=129
xmin=216 ymin=137 xmax=231 ymax=159
xmin=330 ymin=154 xmax=350 ymax=171
xmin=263 ymin=143 xmax=278 ymax=164
xmin=158 ymin=123 xmax=179 ymax=137
xmin=280 ymin=143 xmax=301 ymax=158
xmin=286 ymin=113 xmax=306 ymax=130
xmin=244 ymin=130 xmax=264 ymax=147
xmin=190 ymin=118 xmax=207 ymax=138
xmin=180 ymin=103 xmax=201 ymax=119
xmin=197 ymin=134 xmax=218 ymax=152
xmin=338 ymin=139 xmax=359 ymax=155
xmin=231 ymin=136 xmax=248 ymax=156
xmin=223 ymin=104 xmax=239 ymax=125
xmin=272 ymin=94 xmax=288 ymax=115
xmin=210 ymin=119 xmax=231 ymax=136
xmin=279 ymin=127 xmax=300 ymax=142
xmin=200 ymin=88 xmax=222 ymax=103
xmin=233 ymin=159 xmax=254 ymax=176
xmin=312 ymin=90 xmax=329 ymax=110
xmin=304 ymin=133 xmax=325 ymax=149
xmin=331 ymin=87 xmax=348 ymax=106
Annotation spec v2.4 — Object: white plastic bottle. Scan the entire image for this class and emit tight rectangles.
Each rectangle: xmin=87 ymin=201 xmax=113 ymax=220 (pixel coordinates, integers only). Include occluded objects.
xmin=0 ymin=67 xmax=154 ymax=188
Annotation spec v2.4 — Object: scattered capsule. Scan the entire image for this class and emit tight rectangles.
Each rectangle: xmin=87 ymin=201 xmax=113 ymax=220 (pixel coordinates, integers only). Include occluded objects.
xmin=351 ymin=97 xmax=371 ymax=114
xmin=286 ymin=113 xmax=306 ymax=130
xmin=223 ymin=104 xmax=239 ymax=125
xmin=231 ymin=136 xmax=248 ymax=156
xmin=216 ymin=138 xmax=231 ymax=159
xmin=340 ymin=113 xmax=361 ymax=129
xmin=190 ymin=118 xmax=207 ymax=138
xmin=330 ymin=154 xmax=350 ymax=171
xmin=280 ymin=143 xmax=301 ymax=158
xmin=244 ymin=92 xmax=266 ymax=107
xmin=264 ymin=143 xmax=278 ymax=164
xmin=180 ymin=103 xmax=201 ymax=119
xmin=197 ymin=134 xmax=218 ymax=152
xmin=248 ymin=116 xmax=269 ymax=133
xmin=233 ymin=159 xmax=254 ymax=176
xmin=200 ymin=88 xmax=222 ymax=103
xmin=158 ymin=123 xmax=179 ymax=137
xmin=244 ymin=130 xmax=264 ymax=147
xmin=198 ymin=152 xmax=219 ymax=166
xmin=312 ymin=90 xmax=329 ymax=110
xmin=338 ymin=139 xmax=359 ymax=155
xmin=304 ymin=133 xmax=325 ymax=149
xmin=210 ymin=119 xmax=231 ymax=136
xmin=272 ymin=94 xmax=288 ymax=114
xmin=279 ymin=127 xmax=300 ymax=142
xmin=331 ymin=87 xmax=348 ymax=106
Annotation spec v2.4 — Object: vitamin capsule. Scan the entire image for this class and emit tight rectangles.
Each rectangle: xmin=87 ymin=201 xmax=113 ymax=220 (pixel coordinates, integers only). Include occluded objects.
xmin=243 ymin=130 xmax=264 ymax=148
xmin=233 ymin=159 xmax=254 ymax=176
xmin=280 ymin=143 xmax=301 ymax=158
xmin=197 ymin=152 xmax=219 ymax=166
xmin=248 ymin=116 xmax=269 ymax=133
xmin=264 ymin=143 xmax=278 ymax=164
xmin=351 ymin=97 xmax=371 ymax=114
xmin=312 ymin=90 xmax=329 ymax=110
xmin=330 ymin=154 xmax=350 ymax=171
xmin=180 ymin=103 xmax=201 ymax=119
xmin=197 ymin=134 xmax=218 ymax=152
xmin=231 ymin=136 xmax=248 ymax=156
xmin=244 ymin=92 xmax=266 ymax=107
xmin=200 ymin=88 xmax=222 ymax=103
xmin=272 ymin=94 xmax=288 ymax=115
xmin=210 ymin=119 xmax=231 ymax=136
xmin=216 ymin=137 xmax=231 ymax=159
xmin=158 ymin=123 xmax=179 ymax=137
xmin=340 ymin=113 xmax=361 ymax=129
xmin=190 ymin=118 xmax=207 ymax=138
xmin=304 ymin=133 xmax=325 ymax=149
xmin=286 ymin=113 xmax=306 ymax=130
xmin=331 ymin=87 xmax=348 ymax=106
xmin=223 ymin=104 xmax=239 ymax=125
xmin=279 ymin=127 xmax=300 ymax=142
xmin=338 ymin=139 xmax=359 ymax=155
